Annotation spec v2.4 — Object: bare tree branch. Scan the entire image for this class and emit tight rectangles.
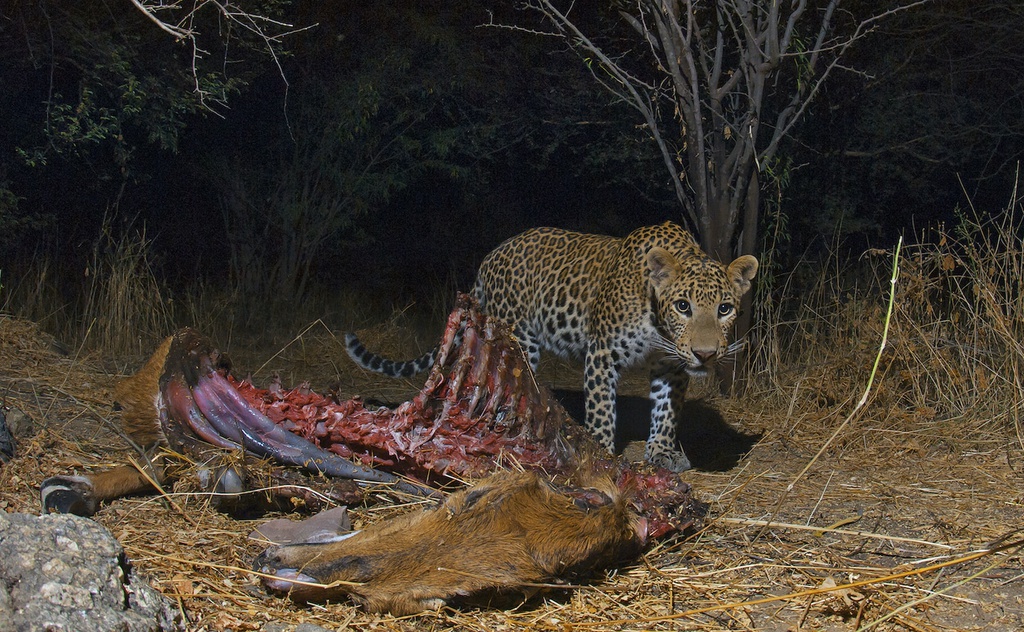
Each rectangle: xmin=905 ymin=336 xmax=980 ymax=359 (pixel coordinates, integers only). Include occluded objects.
xmin=510 ymin=0 xmax=935 ymax=260
xmin=519 ymin=0 xmax=700 ymax=230
xmin=127 ymin=0 xmax=191 ymax=39
xmin=128 ymin=0 xmax=315 ymax=111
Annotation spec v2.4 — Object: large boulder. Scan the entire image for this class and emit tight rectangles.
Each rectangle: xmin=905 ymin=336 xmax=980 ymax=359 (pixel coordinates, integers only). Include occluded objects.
xmin=0 ymin=511 xmax=182 ymax=632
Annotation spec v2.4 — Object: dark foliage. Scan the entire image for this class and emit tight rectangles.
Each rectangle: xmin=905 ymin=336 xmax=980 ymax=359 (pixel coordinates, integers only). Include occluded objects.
xmin=780 ymin=0 xmax=1024 ymax=262
xmin=0 ymin=0 xmax=1021 ymax=331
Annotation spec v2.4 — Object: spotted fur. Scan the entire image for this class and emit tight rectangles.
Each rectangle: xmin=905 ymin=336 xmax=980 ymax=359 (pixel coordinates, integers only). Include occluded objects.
xmin=347 ymin=222 xmax=758 ymax=472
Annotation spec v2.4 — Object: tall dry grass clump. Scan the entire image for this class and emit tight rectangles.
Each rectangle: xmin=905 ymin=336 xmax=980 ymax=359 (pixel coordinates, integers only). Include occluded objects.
xmin=891 ymin=196 xmax=1024 ymax=439
xmin=80 ymin=217 xmax=174 ymax=357
xmin=751 ymin=187 xmax=1024 ymax=449
xmin=0 ymin=256 xmax=68 ymax=336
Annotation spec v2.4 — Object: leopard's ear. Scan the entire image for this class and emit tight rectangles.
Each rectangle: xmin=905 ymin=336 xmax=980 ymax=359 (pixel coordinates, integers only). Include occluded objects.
xmin=727 ymin=255 xmax=759 ymax=296
xmin=646 ymin=247 xmax=680 ymax=288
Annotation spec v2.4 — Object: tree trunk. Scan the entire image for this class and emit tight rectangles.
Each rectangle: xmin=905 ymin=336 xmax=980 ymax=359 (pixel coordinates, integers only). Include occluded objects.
xmin=716 ymin=169 xmax=761 ymax=396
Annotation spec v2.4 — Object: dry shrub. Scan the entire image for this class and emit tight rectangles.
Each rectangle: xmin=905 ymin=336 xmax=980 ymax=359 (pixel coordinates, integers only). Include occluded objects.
xmin=889 ymin=200 xmax=1024 ymax=432
xmin=80 ymin=216 xmax=173 ymax=357
xmin=750 ymin=240 xmax=881 ymax=411
xmin=0 ymin=256 xmax=69 ymax=336
xmin=751 ymin=189 xmax=1024 ymax=448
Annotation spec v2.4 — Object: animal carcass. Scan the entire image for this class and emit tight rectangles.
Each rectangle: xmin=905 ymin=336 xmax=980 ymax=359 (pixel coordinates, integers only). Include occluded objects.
xmin=40 ymin=295 xmax=704 ymax=612
xmin=256 ymin=469 xmax=647 ymax=614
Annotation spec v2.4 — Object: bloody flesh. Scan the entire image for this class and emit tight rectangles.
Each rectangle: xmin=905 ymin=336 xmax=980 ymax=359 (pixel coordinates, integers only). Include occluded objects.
xmin=216 ymin=295 xmax=702 ymax=537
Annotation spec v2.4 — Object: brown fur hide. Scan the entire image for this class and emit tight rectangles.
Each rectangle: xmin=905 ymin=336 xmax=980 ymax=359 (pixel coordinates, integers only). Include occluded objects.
xmin=256 ymin=470 xmax=647 ymax=615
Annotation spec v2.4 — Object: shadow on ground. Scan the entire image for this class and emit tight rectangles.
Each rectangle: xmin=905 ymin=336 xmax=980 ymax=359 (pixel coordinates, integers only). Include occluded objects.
xmin=553 ymin=389 xmax=760 ymax=472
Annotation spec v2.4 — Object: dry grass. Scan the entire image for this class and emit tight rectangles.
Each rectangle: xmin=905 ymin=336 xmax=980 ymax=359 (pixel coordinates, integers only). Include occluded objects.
xmin=80 ymin=216 xmax=175 ymax=357
xmin=2 ymin=199 xmax=1024 ymax=630
xmin=2 ymin=329 xmax=1020 ymax=631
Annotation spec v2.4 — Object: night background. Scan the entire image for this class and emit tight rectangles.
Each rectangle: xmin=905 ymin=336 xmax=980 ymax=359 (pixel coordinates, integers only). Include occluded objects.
xmin=3 ymin=3 xmax=1024 ymax=628
xmin=1 ymin=0 xmax=1022 ymax=347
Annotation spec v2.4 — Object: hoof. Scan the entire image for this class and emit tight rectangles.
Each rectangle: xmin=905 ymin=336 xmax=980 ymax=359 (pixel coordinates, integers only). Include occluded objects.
xmin=40 ymin=475 xmax=98 ymax=516
xmin=213 ymin=465 xmax=245 ymax=496
xmin=197 ymin=464 xmax=251 ymax=515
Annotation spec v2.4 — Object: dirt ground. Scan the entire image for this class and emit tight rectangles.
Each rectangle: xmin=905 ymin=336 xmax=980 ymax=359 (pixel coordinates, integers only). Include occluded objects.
xmin=1 ymin=314 xmax=1022 ymax=631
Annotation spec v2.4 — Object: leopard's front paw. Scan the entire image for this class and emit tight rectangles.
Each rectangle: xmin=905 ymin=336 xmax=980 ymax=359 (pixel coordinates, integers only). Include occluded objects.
xmin=645 ymin=445 xmax=692 ymax=473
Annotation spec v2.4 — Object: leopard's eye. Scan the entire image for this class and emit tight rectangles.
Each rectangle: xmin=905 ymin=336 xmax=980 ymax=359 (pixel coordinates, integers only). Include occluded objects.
xmin=718 ymin=303 xmax=734 ymax=317
xmin=674 ymin=299 xmax=691 ymax=315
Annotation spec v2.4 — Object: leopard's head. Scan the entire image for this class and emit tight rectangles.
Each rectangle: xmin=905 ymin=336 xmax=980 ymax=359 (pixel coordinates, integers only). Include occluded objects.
xmin=647 ymin=247 xmax=758 ymax=376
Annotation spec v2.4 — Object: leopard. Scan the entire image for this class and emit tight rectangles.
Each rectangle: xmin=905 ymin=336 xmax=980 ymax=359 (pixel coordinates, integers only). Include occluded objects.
xmin=345 ymin=221 xmax=758 ymax=472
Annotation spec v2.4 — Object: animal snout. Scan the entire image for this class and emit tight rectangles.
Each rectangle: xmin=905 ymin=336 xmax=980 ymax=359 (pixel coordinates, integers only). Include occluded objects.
xmin=254 ymin=547 xmax=318 ymax=594
xmin=683 ymin=347 xmax=719 ymax=376
xmin=686 ymin=341 xmax=722 ymax=367
xmin=692 ymin=348 xmax=717 ymax=364
xmin=253 ymin=547 xmax=283 ymax=572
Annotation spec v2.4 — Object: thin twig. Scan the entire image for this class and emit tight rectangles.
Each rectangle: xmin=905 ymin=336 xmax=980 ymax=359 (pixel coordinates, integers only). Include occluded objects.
xmin=720 ymin=516 xmax=953 ymax=550
xmin=127 ymin=0 xmax=192 ymax=39
xmin=791 ymin=237 xmax=903 ymax=486
xmin=126 ymin=454 xmax=196 ymax=526
xmin=574 ymin=535 xmax=1023 ymax=628
xmin=856 ymin=540 xmax=1024 ymax=631
xmin=253 ymin=319 xmax=332 ymax=378
xmin=755 ymin=237 xmax=903 ymax=541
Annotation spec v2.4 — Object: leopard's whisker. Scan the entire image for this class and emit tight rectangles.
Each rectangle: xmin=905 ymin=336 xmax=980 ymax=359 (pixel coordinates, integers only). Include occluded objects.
xmin=722 ymin=339 xmax=747 ymax=357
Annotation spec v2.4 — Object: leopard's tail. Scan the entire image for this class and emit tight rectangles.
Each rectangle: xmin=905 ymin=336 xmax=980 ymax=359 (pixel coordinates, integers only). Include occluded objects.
xmin=344 ymin=333 xmax=438 ymax=378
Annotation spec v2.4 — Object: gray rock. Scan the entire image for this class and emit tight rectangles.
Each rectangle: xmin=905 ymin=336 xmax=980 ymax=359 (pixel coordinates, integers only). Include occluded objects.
xmin=0 ymin=511 xmax=182 ymax=632
xmin=0 ymin=409 xmax=13 ymax=462
xmin=0 ymin=407 xmax=40 ymax=463
xmin=3 ymin=407 xmax=36 ymax=439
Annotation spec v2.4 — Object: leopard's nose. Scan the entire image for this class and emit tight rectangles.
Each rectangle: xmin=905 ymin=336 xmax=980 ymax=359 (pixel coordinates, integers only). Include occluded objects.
xmin=693 ymin=349 xmax=717 ymax=365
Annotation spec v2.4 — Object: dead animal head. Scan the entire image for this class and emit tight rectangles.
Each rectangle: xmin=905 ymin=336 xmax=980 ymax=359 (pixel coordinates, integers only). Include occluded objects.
xmin=256 ymin=470 xmax=647 ymax=615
